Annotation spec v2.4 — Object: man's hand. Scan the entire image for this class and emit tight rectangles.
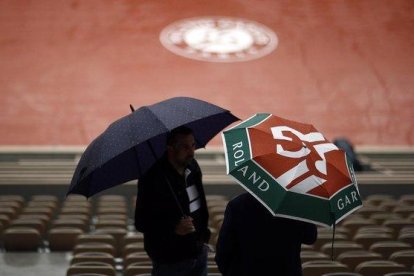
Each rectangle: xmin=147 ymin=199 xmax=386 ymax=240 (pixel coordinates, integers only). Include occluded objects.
xmin=175 ymin=216 xmax=196 ymax=235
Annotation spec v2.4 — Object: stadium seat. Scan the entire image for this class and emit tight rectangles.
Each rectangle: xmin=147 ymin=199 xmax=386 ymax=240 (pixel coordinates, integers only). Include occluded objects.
xmin=393 ymin=206 xmax=414 ymax=218
xmin=122 ymin=232 xmax=144 ymax=246
xmin=124 ymin=263 xmax=152 ymax=276
xmin=3 ymin=227 xmax=42 ymax=251
xmin=398 ymin=232 xmax=414 ymax=246
xmin=355 ymin=225 xmax=395 ymax=237
xmin=364 ymin=195 xmax=395 ymax=206
xmin=52 ymin=218 xmax=89 ymax=232
xmin=383 ymin=219 xmax=414 ymax=233
xmin=302 ymin=260 xmax=350 ymax=276
xmin=336 ymin=250 xmax=383 ymax=271
xmin=300 ymin=251 xmax=330 ymax=263
xmin=355 ymin=260 xmax=407 ymax=275
xmin=9 ymin=217 xmax=47 ymax=235
xmin=124 ymin=252 xmax=151 ymax=268
xmin=73 ymin=242 xmax=116 ymax=256
xmin=398 ymin=195 xmax=414 ymax=206
xmin=122 ymin=242 xmax=145 ymax=258
xmin=0 ymin=195 xmax=25 ymax=204
xmin=0 ymin=201 xmax=23 ymax=213
xmin=95 ymin=219 xmax=126 ymax=229
xmin=389 ymin=250 xmax=414 ymax=269
xmin=49 ymin=227 xmax=85 ymax=251
xmin=94 ymin=227 xmax=128 ymax=251
xmin=66 ymin=262 xmax=116 ymax=276
xmin=320 ymin=241 xmax=364 ymax=259
xmin=369 ymin=241 xmax=412 ymax=258
xmin=383 ymin=273 xmax=414 ymax=276
xmin=370 ymin=213 xmax=403 ymax=224
xmin=353 ymin=232 xmax=393 ymax=249
xmin=70 ymin=252 xmax=116 ymax=267
xmin=321 ymin=273 xmax=362 ymax=276
xmin=313 ymin=233 xmax=347 ymax=250
xmin=341 ymin=218 xmax=377 ymax=236
xmin=76 ymin=233 xmax=117 ymax=250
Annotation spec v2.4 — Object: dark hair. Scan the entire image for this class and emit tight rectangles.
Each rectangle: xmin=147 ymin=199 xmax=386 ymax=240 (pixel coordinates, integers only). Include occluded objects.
xmin=167 ymin=126 xmax=193 ymax=146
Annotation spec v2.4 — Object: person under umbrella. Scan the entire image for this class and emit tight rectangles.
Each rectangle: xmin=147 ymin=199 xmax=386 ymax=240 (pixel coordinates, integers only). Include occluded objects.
xmin=215 ymin=192 xmax=317 ymax=276
xmin=135 ymin=126 xmax=211 ymax=276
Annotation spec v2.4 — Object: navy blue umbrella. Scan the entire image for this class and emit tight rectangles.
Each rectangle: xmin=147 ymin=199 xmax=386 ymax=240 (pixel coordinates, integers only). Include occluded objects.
xmin=67 ymin=97 xmax=239 ymax=197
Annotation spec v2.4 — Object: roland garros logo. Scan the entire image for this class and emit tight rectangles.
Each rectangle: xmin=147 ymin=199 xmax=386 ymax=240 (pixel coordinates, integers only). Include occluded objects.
xmin=160 ymin=17 xmax=278 ymax=62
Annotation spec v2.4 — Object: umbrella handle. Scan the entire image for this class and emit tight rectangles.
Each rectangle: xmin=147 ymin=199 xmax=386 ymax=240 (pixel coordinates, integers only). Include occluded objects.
xmin=164 ymin=176 xmax=186 ymax=217
xmin=330 ymin=212 xmax=336 ymax=261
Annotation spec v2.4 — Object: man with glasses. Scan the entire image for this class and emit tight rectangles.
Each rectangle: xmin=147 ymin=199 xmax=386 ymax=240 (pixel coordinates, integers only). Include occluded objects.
xmin=135 ymin=126 xmax=211 ymax=276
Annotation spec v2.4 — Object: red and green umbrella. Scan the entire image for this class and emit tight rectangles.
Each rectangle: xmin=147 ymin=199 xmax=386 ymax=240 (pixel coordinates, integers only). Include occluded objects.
xmin=222 ymin=113 xmax=362 ymax=227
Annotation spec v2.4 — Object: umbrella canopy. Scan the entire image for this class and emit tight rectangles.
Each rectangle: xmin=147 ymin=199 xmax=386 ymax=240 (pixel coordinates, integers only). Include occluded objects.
xmin=222 ymin=113 xmax=362 ymax=227
xmin=68 ymin=97 xmax=239 ymax=197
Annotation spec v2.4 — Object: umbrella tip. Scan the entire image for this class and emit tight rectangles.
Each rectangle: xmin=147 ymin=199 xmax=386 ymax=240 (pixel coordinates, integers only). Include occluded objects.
xmin=129 ymin=104 xmax=135 ymax=112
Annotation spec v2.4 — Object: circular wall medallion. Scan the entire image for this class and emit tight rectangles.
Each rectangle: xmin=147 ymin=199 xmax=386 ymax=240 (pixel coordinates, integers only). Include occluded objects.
xmin=160 ymin=17 xmax=278 ymax=62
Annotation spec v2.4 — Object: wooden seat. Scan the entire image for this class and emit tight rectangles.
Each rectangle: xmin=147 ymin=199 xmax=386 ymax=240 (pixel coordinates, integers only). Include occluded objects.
xmin=301 ymin=251 xmax=330 ymax=263
xmin=355 ymin=225 xmax=395 ymax=238
xmin=355 ymin=260 xmax=407 ymax=275
xmin=122 ymin=232 xmax=144 ymax=247
xmin=21 ymin=207 xmax=54 ymax=219
xmin=0 ymin=207 xmax=18 ymax=219
xmin=398 ymin=194 xmax=414 ymax=206
xmin=49 ymin=227 xmax=85 ymax=251
xmin=26 ymin=201 xmax=57 ymax=210
xmin=355 ymin=205 xmax=387 ymax=217
xmin=398 ymin=232 xmax=414 ymax=246
xmin=60 ymin=207 xmax=91 ymax=216
xmin=95 ymin=219 xmax=126 ymax=229
xmin=364 ymin=195 xmax=395 ymax=206
xmin=123 ymin=242 xmax=145 ymax=258
xmin=9 ymin=217 xmax=47 ymax=235
xmin=71 ymin=252 xmax=116 ymax=267
xmin=94 ymin=227 xmax=128 ymax=251
xmin=98 ymin=195 xmax=126 ymax=202
xmin=389 ymin=250 xmax=414 ymax=269
xmin=369 ymin=241 xmax=412 ymax=258
xmin=0 ymin=195 xmax=25 ymax=204
xmin=124 ymin=252 xmax=151 ymax=268
xmin=314 ymin=233 xmax=347 ymax=250
xmin=3 ymin=227 xmax=42 ymax=251
xmin=353 ymin=232 xmax=393 ymax=249
xmin=321 ymin=273 xmax=362 ymax=276
xmin=66 ymin=262 xmax=116 ymax=276
xmin=383 ymin=219 xmax=414 ymax=233
xmin=31 ymin=195 xmax=59 ymax=203
xmin=393 ymin=206 xmax=414 ymax=218
xmin=76 ymin=233 xmax=118 ymax=256
xmin=383 ymin=273 xmax=414 ymax=276
xmin=124 ymin=263 xmax=152 ymax=276
xmin=341 ymin=219 xmax=376 ymax=236
xmin=52 ymin=218 xmax=89 ymax=232
xmin=65 ymin=194 xmax=88 ymax=202
xmin=370 ymin=213 xmax=403 ymax=225
xmin=96 ymin=207 xmax=127 ymax=216
xmin=58 ymin=214 xmax=90 ymax=224
xmin=0 ymin=201 xmax=23 ymax=213
xmin=96 ymin=214 xmax=127 ymax=223
xmin=302 ymin=260 xmax=350 ymax=276
xmin=336 ymin=250 xmax=383 ymax=271
xmin=320 ymin=241 xmax=364 ymax=259
xmin=73 ymin=242 xmax=116 ymax=256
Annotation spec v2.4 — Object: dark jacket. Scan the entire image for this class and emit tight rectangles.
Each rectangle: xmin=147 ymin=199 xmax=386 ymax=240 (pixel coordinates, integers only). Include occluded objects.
xmin=134 ymin=155 xmax=210 ymax=263
xmin=215 ymin=193 xmax=317 ymax=276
